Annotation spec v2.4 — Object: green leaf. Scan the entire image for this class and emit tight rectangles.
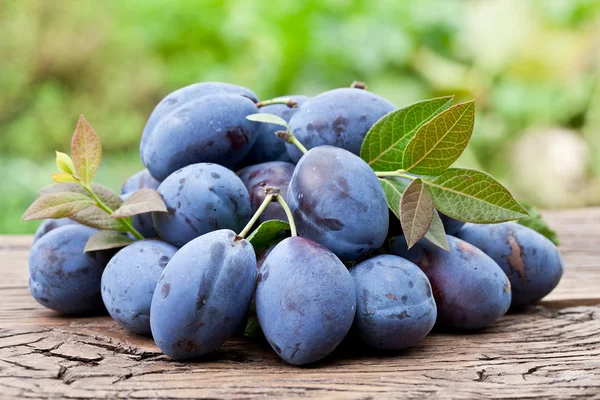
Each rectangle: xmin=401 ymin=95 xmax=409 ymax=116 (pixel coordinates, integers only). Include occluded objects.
xmin=400 ymin=178 xmax=434 ymax=248
xmin=84 ymin=230 xmax=134 ymax=252
xmin=403 ymin=101 xmax=475 ymax=175
xmin=424 ymin=211 xmax=450 ymax=251
xmin=38 ymin=183 xmax=122 ymax=210
xmin=518 ymin=202 xmax=560 ymax=245
xmin=423 ymin=168 xmax=529 ymax=223
xmin=360 ymin=96 xmax=454 ymax=171
xmin=22 ymin=193 xmax=94 ymax=221
xmin=379 ymin=177 xmax=411 ymax=220
xmin=50 ymin=173 xmax=79 ymax=183
xmin=112 ymin=189 xmax=167 ymax=218
xmin=55 ymin=151 xmax=76 ymax=175
xmin=246 ymin=113 xmax=289 ymax=129
xmin=247 ymin=219 xmax=290 ymax=252
xmin=70 ymin=205 xmax=127 ymax=231
xmin=71 ymin=115 xmax=102 ymax=185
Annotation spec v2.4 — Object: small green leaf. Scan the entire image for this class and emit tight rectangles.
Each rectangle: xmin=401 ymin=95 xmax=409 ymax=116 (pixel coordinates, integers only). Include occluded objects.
xmin=22 ymin=193 xmax=94 ymax=221
xmin=51 ymin=173 xmax=79 ymax=183
xmin=379 ymin=177 xmax=412 ymax=220
xmin=423 ymin=168 xmax=529 ymax=223
xmin=84 ymin=230 xmax=134 ymax=252
xmin=403 ymin=101 xmax=475 ymax=175
xmin=400 ymin=178 xmax=434 ymax=248
xmin=112 ymin=189 xmax=167 ymax=218
xmin=424 ymin=212 xmax=450 ymax=251
xmin=55 ymin=151 xmax=76 ymax=175
xmin=518 ymin=202 xmax=560 ymax=245
xmin=71 ymin=115 xmax=102 ymax=185
xmin=361 ymin=96 xmax=454 ymax=171
xmin=70 ymin=205 xmax=127 ymax=231
xmin=247 ymin=219 xmax=290 ymax=252
xmin=246 ymin=113 xmax=289 ymax=129
xmin=38 ymin=183 xmax=122 ymax=210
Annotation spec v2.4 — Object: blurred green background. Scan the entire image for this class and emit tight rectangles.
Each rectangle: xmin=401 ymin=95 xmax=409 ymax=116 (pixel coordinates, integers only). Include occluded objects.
xmin=2 ymin=0 xmax=599 ymax=234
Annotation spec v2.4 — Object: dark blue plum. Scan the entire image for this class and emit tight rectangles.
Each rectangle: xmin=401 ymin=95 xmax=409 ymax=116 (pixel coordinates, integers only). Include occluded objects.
xmin=28 ymin=225 xmax=113 ymax=315
xmin=350 ymin=255 xmax=436 ymax=350
xmin=237 ymin=161 xmax=295 ymax=224
xmin=121 ymin=169 xmax=160 ymax=195
xmin=101 ymin=240 xmax=178 ymax=335
xmin=33 ymin=218 xmax=78 ymax=244
xmin=286 ymin=88 xmax=395 ymax=162
xmin=240 ymin=95 xmax=308 ymax=165
xmin=153 ymin=163 xmax=251 ymax=247
xmin=456 ymin=222 xmax=564 ymax=307
xmin=150 ymin=229 xmax=257 ymax=360
xmin=255 ymin=236 xmax=356 ymax=365
xmin=391 ymin=235 xmax=511 ymax=330
xmin=140 ymin=82 xmax=261 ymax=181
xmin=287 ymin=146 xmax=389 ymax=261
xmin=439 ymin=212 xmax=465 ymax=235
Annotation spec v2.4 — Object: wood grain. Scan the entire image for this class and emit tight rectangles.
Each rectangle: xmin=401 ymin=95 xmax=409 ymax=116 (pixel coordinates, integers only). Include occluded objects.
xmin=0 ymin=208 xmax=599 ymax=399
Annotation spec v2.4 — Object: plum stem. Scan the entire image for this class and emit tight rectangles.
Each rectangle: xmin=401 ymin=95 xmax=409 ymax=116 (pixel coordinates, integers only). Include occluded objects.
xmin=256 ymin=98 xmax=298 ymax=109
xmin=275 ymin=195 xmax=297 ymax=237
xmin=374 ymin=170 xmax=415 ymax=180
xmin=238 ymin=193 xmax=276 ymax=239
xmin=82 ymin=184 xmax=145 ymax=240
xmin=275 ymin=130 xmax=308 ymax=155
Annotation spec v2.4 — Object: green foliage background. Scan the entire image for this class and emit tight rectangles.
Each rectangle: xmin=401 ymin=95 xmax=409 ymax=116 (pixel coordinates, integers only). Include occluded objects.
xmin=1 ymin=0 xmax=599 ymax=233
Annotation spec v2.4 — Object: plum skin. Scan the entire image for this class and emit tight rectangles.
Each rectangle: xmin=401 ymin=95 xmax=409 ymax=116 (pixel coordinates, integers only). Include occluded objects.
xmin=456 ymin=222 xmax=564 ymax=307
xmin=28 ymin=225 xmax=113 ymax=315
xmin=33 ymin=218 xmax=78 ymax=244
xmin=153 ymin=163 xmax=251 ymax=248
xmin=255 ymin=236 xmax=356 ymax=365
xmin=350 ymin=255 xmax=437 ymax=350
xmin=439 ymin=212 xmax=465 ymax=236
xmin=287 ymin=146 xmax=389 ymax=261
xmin=140 ymin=82 xmax=261 ymax=181
xmin=237 ymin=161 xmax=295 ymax=224
xmin=120 ymin=169 xmax=162 ymax=238
xmin=391 ymin=235 xmax=511 ymax=330
xmin=101 ymin=240 xmax=178 ymax=335
xmin=150 ymin=229 xmax=257 ymax=360
xmin=240 ymin=95 xmax=309 ymax=166
xmin=286 ymin=88 xmax=395 ymax=162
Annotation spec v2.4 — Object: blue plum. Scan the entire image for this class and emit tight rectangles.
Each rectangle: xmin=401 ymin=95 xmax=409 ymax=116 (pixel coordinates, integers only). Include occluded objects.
xmin=101 ymin=240 xmax=178 ymax=335
xmin=140 ymin=82 xmax=261 ymax=181
xmin=150 ymin=229 xmax=256 ymax=360
xmin=286 ymin=88 xmax=395 ymax=162
xmin=240 ymin=95 xmax=309 ymax=165
xmin=33 ymin=218 xmax=78 ymax=244
xmin=287 ymin=146 xmax=389 ymax=260
xmin=121 ymin=169 xmax=160 ymax=195
xmin=255 ymin=236 xmax=356 ymax=365
xmin=456 ymin=222 xmax=564 ymax=307
xmin=28 ymin=225 xmax=113 ymax=315
xmin=349 ymin=255 xmax=436 ymax=350
xmin=391 ymin=235 xmax=511 ymax=330
xmin=153 ymin=163 xmax=251 ymax=247
xmin=439 ymin=212 xmax=465 ymax=235
xmin=236 ymin=161 xmax=295 ymax=224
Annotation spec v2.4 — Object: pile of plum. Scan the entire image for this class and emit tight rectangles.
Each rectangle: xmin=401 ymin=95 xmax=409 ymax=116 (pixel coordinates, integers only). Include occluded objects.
xmin=29 ymin=82 xmax=564 ymax=366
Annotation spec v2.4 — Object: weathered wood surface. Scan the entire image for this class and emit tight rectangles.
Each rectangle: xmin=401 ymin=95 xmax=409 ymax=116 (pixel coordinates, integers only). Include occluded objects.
xmin=0 ymin=208 xmax=599 ymax=399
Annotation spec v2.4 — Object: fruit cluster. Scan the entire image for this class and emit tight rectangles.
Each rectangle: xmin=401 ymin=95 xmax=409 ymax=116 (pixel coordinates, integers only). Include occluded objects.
xmin=25 ymin=82 xmax=564 ymax=366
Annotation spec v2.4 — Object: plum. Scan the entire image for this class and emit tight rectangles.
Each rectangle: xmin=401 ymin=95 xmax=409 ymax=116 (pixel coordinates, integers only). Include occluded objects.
xmin=287 ymin=146 xmax=389 ymax=260
xmin=439 ymin=212 xmax=465 ymax=235
xmin=28 ymin=225 xmax=113 ymax=315
xmin=349 ymin=255 xmax=436 ymax=350
xmin=150 ymin=229 xmax=256 ymax=360
xmin=391 ymin=235 xmax=511 ymax=330
xmin=33 ymin=218 xmax=78 ymax=244
xmin=236 ymin=161 xmax=295 ymax=223
xmin=240 ymin=95 xmax=308 ymax=165
xmin=255 ymin=236 xmax=356 ymax=365
xmin=101 ymin=240 xmax=178 ymax=335
xmin=121 ymin=169 xmax=160 ymax=195
xmin=456 ymin=222 xmax=564 ymax=307
xmin=140 ymin=82 xmax=261 ymax=181
xmin=286 ymin=88 xmax=395 ymax=162
xmin=153 ymin=163 xmax=251 ymax=247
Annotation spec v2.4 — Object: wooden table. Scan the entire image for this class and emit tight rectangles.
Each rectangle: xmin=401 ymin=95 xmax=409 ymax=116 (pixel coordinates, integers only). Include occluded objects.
xmin=1 ymin=209 xmax=599 ymax=399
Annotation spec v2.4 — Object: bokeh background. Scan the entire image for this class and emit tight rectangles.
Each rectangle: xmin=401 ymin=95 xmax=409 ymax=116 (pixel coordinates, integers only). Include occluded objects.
xmin=2 ymin=0 xmax=599 ymax=233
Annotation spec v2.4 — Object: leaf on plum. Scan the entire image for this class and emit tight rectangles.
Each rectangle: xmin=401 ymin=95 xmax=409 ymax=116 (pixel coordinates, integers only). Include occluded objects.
xmin=38 ymin=183 xmax=122 ymax=210
xmin=111 ymin=188 xmax=167 ymax=218
xmin=55 ymin=151 xmax=77 ymax=175
xmin=246 ymin=113 xmax=289 ymax=129
xmin=400 ymin=178 xmax=434 ymax=248
xmin=84 ymin=230 xmax=134 ymax=252
xmin=22 ymin=192 xmax=94 ymax=221
xmin=424 ymin=211 xmax=450 ymax=251
xmin=246 ymin=219 xmax=290 ymax=252
xmin=518 ymin=201 xmax=560 ymax=245
xmin=70 ymin=205 xmax=127 ymax=231
xmin=379 ymin=177 xmax=411 ymax=220
xmin=50 ymin=173 xmax=79 ymax=183
xmin=71 ymin=115 xmax=102 ymax=185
